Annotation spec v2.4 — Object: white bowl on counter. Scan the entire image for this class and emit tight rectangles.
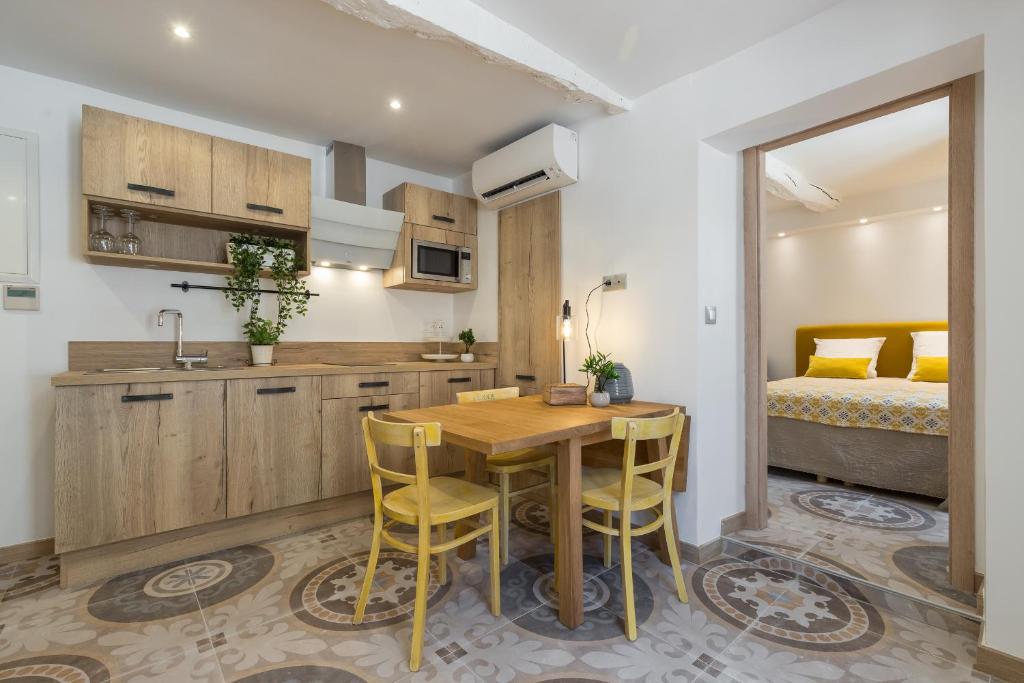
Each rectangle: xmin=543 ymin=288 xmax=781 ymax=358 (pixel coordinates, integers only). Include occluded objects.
xmin=420 ymin=353 xmax=459 ymax=362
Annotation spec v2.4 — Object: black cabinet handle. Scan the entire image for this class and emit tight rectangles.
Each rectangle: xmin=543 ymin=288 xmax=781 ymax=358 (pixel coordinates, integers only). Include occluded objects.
xmin=515 ymin=374 xmax=537 ymax=382
xmin=127 ymin=182 xmax=175 ymax=197
xmin=247 ymin=203 xmax=284 ymax=215
xmin=432 ymin=214 xmax=455 ymax=224
xmin=257 ymin=386 xmax=296 ymax=395
xmin=359 ymin=380 xmax=390 ymax=388
xmin=448 ymin=377 xmax=472 ymax=383
xmin=359 ymin=403 xmax=390 ymax=412
xmin=122 ymin=393 xmax=173 ymax=403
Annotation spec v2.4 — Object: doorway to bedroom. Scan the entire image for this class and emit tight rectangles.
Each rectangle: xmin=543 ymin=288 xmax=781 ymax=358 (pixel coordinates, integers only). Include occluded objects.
xmin=732 ymin=79 xmax=979 ymax=618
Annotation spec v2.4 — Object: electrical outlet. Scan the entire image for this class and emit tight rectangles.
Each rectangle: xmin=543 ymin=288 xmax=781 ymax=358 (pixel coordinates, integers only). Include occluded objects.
xmin=603 ymin=273 xmax=627 ymax=291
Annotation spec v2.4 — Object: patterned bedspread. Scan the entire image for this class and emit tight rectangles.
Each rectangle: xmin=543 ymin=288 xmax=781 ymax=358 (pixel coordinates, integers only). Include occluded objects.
xmin=767 ymin=377 xmax=948 ymax=436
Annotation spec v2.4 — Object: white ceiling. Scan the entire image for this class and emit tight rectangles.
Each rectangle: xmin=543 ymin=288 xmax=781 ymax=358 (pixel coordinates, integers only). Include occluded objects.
xmin=469 ymin=0 xmax=841 ymax=98
xmin=768 ymin=97 xmax=949 ymax=210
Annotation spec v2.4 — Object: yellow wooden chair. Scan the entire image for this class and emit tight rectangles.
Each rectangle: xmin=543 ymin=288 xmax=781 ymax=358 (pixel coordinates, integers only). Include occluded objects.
xmin=581 ymin=408 xmax=688 ymax=641
xmin=353 ymin=413 xmax=500 ymax=672
xmin=456 ymin=386 xmax=557 ymax=564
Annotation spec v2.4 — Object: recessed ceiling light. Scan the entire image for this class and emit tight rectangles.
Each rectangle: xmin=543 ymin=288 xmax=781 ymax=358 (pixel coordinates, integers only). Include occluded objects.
xmin=172 ymin=25 xmax=191 ymax=39
xmin=777 ymin=232 xmax=786 ymax=237
xmin=6 ymin=195 xmax=16 ymax=201
xmin=933 ymin=205 xmax=944 ymax=212
xmin=389 ymin=99 xmax=402 ymax=111
xmin=358 ymin=265 xmax=369 ymax=271
xmin=858 ymin=218 xmax=869 ymax=224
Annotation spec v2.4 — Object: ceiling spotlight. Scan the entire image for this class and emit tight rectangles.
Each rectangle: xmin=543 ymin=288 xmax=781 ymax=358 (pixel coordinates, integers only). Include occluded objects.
xmin=319 ymin=261 xmax=331 ymax=267
xmin=777 ymin=232 xmax=786 ymax=238
xmin=6 ymin=195 xmax=16 ymax=201
xmin=388 ymin=99 xmax=402 ymax=111
xmin=933 ymin=205 xmax=944 ymax=212
xmin=858 ymin=218 xmax=869 ymax=224
xmin=358 ymin=265 xmax=369 ymax=271
xmin=172 ymin=25 xmax=191 ymax=39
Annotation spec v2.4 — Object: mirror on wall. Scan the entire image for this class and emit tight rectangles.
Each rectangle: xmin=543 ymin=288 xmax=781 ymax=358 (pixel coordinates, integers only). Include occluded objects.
xmin=0 ymin=127 xmax=39 ymax=283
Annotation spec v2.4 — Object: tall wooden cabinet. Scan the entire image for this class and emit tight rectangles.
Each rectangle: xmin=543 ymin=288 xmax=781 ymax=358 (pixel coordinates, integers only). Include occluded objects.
xmin=498 ymin=192 xmax=562 ymax=395
xmin=54 ymin=380 xmax=226 ymax=552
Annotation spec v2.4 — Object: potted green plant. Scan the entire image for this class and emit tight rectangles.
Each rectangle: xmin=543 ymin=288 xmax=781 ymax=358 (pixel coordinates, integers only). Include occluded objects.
xmin=580 ymin=351 xmax=620 ymax=407
xmin=458 ymin=328 xmax=476 ymax=362
xmin=225 ymin=234 xmax=309 ymax=366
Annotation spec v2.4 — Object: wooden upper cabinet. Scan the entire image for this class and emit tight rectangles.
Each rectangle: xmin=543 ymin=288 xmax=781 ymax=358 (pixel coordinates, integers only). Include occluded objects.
xmin=212 ymin=138 xmax=311 ymax=228
xmin=82 ymin=105 xmax=212 ymax=212
xmin=54 ymin=380 xmax=226 ymax=553
xmin=384 ymin=183 xmax=477 ymax=234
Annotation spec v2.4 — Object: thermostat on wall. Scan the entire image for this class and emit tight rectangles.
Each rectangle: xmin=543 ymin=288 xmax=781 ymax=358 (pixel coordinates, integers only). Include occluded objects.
xmin=3 ymin=284 xmax=40 ymax=311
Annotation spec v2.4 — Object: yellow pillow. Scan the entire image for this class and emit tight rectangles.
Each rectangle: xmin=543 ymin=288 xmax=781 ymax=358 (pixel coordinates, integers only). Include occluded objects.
xmin=911 ymin=356 xmax=948 ymax=382
xmin=804 ymin=356 xmax=872 ymax=379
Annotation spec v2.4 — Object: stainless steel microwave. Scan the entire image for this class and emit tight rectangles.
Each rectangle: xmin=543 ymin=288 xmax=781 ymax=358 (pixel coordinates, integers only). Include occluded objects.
xmin=412 ymin=239 xmax=472 ymax=284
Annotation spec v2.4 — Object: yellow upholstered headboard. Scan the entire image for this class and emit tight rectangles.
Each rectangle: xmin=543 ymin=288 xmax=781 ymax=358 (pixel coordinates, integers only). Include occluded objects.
xmin=795 ymin=321 xmax=948 ymax=378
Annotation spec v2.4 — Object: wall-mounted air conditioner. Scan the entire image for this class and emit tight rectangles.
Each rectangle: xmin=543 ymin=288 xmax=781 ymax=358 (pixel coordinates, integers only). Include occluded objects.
xmin=471 ymin=124 xmax=578 ymax=210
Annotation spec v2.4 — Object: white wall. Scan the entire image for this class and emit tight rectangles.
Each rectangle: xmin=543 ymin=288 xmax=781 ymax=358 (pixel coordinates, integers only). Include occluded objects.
xmin=559 ymin=0 xmax=1024 ymax=658
xmin=0 ymin=64 xmax=465 ymax=549
xmin=766 ymin=209 xmax=949 ymax=379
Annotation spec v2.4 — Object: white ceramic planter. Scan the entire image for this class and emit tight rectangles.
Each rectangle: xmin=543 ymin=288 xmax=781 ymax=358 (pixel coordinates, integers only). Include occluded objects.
xmin=589 ymin=391 xmax=611 ymax=407
xmin=251 ymin=344 xmax=275 ymax=366
xmin=460 ymin=353 xmax=475 ymax=363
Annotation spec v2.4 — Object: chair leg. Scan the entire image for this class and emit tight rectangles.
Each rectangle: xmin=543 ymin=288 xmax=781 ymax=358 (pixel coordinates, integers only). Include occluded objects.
xmin=663 ymin=502 xmax=688 ymax=604
xmin=602 ymin=510 xmax=613 ymax=568
xmin=620 ymin=516 xmax=637 ymax=641
xmin=547 ymin=461 xmax=557 ymax=545
xmin=353 ymin=513 xmax=382 ymax=624
xmin=438 ymin=523 xmax=448 ymax=585
xmin=498 ymin=472 xmax=510 ymax=565
xmin=409 ymin=526 xmax=432 ymax=672
xmin=488 ymin=505 xmax=501 ymax=616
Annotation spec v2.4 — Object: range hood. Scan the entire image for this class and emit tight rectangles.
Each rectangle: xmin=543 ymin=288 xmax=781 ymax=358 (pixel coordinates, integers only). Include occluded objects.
xmin=310 ymin=141 xmax=404 ymax=271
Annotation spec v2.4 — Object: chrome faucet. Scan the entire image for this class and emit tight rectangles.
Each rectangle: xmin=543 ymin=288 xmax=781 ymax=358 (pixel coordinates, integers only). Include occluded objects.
xmin=157 ymin=309 xmax=208 ymax=370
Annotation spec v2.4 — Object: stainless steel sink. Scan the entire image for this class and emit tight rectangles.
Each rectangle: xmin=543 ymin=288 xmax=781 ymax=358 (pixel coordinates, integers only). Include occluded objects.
xmin=84 ymin=366 xmax=226 ymax=375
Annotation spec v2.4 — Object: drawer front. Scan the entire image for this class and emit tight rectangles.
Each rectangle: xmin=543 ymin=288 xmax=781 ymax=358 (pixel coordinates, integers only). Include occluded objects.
xmin=322 ymin=372 xmax=419 ymax=399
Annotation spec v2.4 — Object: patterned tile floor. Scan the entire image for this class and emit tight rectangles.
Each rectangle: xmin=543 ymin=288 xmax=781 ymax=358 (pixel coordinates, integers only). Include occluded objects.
xmin=728 ymin=469 xmax=978 ymax=616
xmin=0 ymin=494 xmax=997 ymax=682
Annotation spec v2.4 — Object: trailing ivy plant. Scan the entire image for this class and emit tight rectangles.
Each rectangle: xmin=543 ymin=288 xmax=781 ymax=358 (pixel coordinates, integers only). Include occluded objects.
xmin=225 ymin=234 xmax=309 ymax=345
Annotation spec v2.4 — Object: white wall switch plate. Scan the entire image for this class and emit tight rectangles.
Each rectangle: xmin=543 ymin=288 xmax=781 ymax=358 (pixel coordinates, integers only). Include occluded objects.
xmin=3 ymin=284 xmax=39 ymax=311
xmin=705 ymin=305 xmax=717 ymax=325
xmin=603 ymin=273 xmax=627 ymax=291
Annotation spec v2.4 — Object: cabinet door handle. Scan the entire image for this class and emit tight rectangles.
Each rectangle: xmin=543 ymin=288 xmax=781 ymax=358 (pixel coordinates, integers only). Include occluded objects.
xmin=448 ymin=377 xmax=472 ymax=383
xmin=432 ymin=214 xmax=455 ymax=224
xmin=246 ymin=203 xmax=284 ymax=215
xmin=257 ymin=386 xmax=296 ymax=395
xmin=122 ymin=393 xmax=173 ymax=403
xmin=358 ymin=380 xmax=390 ymax=388
xmin=127 ymin=182 xmax=175 ymax=197
xmin=515 ymin=374 xmax=536 ymax=382
xmin=359 ymin=403 xmax=390 ymax=412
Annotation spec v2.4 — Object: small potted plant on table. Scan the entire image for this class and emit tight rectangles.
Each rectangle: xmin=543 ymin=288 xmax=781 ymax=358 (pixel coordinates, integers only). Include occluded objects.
xmin=581 ymin=351 xmax=620 ymax=407
xmin=458 ymin=328 xmax=476 ymax=362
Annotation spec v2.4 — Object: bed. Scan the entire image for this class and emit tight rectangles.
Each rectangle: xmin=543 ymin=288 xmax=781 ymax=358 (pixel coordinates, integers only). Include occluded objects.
xmin=767 ymin=322 xmax=949 ymax=499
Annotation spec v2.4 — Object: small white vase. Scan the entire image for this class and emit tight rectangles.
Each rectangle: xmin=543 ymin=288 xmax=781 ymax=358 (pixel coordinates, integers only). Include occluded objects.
xmin=251 ymin=344 xmax=274 ymax=366
xmin=590 ymin=391 xmax=611 ymax=407
xmin=460 ymin=353 xmax=475 ymax=363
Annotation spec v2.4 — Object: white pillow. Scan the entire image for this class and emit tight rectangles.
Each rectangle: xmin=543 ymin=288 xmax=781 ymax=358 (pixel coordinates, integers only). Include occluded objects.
xmin=907 ymin=331 xmax=948 ymax=379
xmin=813 ymin=337 xmax=886 ymax=378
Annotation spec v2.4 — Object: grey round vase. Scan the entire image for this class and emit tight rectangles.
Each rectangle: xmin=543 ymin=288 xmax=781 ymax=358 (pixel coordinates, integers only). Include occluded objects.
xmin=604 ymin=363 xmax=635 ymax=403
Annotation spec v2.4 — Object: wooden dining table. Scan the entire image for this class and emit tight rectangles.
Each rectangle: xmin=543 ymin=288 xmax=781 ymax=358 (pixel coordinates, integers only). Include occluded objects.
xmin=387 ymin=394 xmax=682 ymax=629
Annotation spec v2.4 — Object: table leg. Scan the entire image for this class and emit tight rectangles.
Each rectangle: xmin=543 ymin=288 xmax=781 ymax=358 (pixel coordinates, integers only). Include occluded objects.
xmin=644 ymin=437 xmax=684 ymax=567
xmin=458 ymin=446 xmax=487 ymax=560
xmin=556 ymin=435 xmax=583 ymax=629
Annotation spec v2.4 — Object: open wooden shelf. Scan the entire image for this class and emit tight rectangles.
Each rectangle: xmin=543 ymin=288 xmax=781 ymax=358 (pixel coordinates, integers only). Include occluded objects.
xmin=83 ymin=196 xmax=311 ymax=277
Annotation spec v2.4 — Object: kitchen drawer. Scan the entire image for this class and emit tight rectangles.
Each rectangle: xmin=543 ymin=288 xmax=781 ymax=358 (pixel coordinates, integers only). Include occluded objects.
xmin=322 ymin=371 xmax=419 ymax=399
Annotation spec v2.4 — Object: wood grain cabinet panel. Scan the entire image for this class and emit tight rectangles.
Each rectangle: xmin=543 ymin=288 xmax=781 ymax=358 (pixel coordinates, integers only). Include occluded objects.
xmin=321 ymin=372 xmax=419 ymax=399
xmin=212 ymin=138 xmax=311 ymax=228
xmin=321 ymin=393 xmax=418 ymax=497
xmin=82 ymin=105 xmax=212 ymax=212
xmin=418 ymin=370 xmax=489 ymax=475
xmin=54 ymin=380 xmax=226 ymax=553
xmin=227 ymin=376 xmax=321 ymax=517
xmin=498 ymin=192 xmax=561 ymax=394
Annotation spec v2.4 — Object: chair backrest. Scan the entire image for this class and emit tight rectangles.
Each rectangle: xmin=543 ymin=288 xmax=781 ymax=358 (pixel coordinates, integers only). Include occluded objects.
xmin=456 ymin=386 xmax=520 ymax=404
xmin=610 ymin=408 xmax=686 ymax=512
xmin=361 ymin=413 xmax=441 ymax=513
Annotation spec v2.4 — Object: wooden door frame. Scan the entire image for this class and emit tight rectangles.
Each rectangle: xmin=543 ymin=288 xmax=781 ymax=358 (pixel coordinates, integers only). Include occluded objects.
xmin=742 ymin=76 xmax=976 ymax=592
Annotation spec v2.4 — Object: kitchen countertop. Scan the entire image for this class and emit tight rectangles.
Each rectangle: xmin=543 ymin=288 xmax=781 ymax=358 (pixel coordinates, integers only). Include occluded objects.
xmin=51 ymin=361 xmax=498 ymax=387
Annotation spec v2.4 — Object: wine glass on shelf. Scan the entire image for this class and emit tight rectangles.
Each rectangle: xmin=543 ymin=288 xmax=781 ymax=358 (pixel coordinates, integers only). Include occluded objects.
xmin=88 ymin=204 xmax=116 ymax=253
xmin=117 ymin=208 xmax=142 ymax=255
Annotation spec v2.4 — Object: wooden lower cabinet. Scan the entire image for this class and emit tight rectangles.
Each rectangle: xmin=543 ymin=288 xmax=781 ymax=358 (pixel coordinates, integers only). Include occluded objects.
xmin=419 ymin=369 xmax=495 ymax=474
xmin=227 ymin=376 xmax=322 ymax=517
xmin=54 ymin=380 xmax=226 ymax=553
xmin=321 ymin=392 xmax=418 ymax=497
